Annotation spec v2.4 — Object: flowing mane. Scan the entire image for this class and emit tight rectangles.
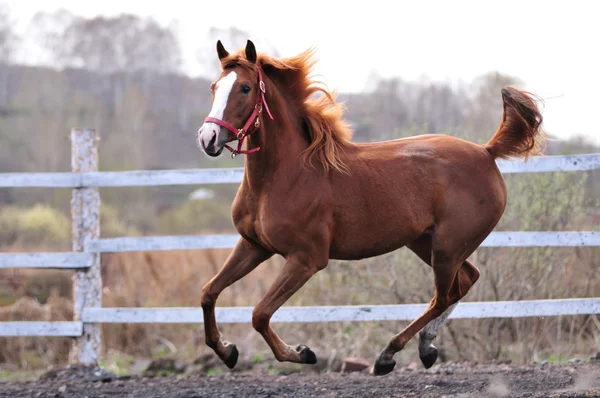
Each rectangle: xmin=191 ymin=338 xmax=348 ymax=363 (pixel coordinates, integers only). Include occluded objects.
xmin=220 ymin=47 xmax=354 ymax=174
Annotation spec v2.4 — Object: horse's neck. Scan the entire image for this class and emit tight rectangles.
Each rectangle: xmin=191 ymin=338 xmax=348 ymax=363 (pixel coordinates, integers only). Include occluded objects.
xmin=242 ymin=86 xmax=307 ymax=192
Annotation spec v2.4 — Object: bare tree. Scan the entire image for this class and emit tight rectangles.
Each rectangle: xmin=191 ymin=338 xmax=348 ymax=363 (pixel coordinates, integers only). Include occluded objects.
xmin=26 ymin=9 xmax=76 ymax=66
xmin=0 ymin=2 xmax=18 ymax=63
xmin=412 ymin=83 xmax=468 ymax=134
xmin=0 ymin=2 xmax=18 ymax=107
xmin=196 ymin=27 xmax=280 ymax=78
xmin=462 ymin=71 xmax=523 ymax=143
xmin=30 ymin=10 xmax=182 ymax=74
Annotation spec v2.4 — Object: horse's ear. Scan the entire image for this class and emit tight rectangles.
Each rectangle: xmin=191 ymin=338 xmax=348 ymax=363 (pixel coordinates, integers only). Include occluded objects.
xmin=245 ymin=40 xmax=257 ymax=64
xmin=216 ymin=40 xmax=229 ymax=60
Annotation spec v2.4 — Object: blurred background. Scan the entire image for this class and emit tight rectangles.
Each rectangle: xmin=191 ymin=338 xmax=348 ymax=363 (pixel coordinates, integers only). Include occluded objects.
xmin=0 ymin=0 xmax=598 ymax=377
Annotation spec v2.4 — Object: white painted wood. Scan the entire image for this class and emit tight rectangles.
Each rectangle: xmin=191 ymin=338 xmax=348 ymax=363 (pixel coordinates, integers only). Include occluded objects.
xmin=69 ymin=129 xmax=102 ymax=366
xmin=450 ymin=298 xmax=600 ymax=319
xmin=2 ymin=154 xmax=599 ymax=188
xmin=86 ymin=231 xmax=600 ymax=253
xmin=0 ymin=322 xmax=83 ymax=336
xmin=86 ymin=234 xmax=240 ymax=252
xmin=496 ymin=153 xmax=600 ymax=173
xmin=482 ymin=231 xmax=600 ymax=247
xmin=0 ymin=168 xmax=242 ymax=188
xmin=0 ymin=253 xmax=92 ymax=269
xmin=82 ymin=298 xmax=600 ymax=324
xmin=82 ymin=168 xmax=244 ymax=187
xmin=0 ymin=172 xmax=81 ymax=187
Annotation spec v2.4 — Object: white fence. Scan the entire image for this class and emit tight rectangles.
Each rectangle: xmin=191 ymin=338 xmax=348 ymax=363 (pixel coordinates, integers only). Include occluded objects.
xmin=1 ymin=128 xmax=599 ymax=365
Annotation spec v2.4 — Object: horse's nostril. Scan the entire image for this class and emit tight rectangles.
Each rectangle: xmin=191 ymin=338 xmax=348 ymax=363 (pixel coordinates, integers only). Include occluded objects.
xmin=200 ymin=128 xmax=218 ymax=149
xmin=208 ymin=132 xmax=217 ymax=148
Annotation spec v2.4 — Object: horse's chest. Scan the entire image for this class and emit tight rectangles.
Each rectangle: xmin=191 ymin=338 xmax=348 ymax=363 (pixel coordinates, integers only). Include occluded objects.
xmin=231 ymin=196 xmax=289 ymax=253
xmin=232 ymin=196 xmax=265 ymax=237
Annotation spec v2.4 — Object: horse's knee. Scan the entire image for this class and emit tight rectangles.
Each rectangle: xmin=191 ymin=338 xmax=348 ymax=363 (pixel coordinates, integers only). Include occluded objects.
xmin=200 ymin=283 xmax=217 ymax=308
xmin=252 ymin=306 xmax=270 ymax=332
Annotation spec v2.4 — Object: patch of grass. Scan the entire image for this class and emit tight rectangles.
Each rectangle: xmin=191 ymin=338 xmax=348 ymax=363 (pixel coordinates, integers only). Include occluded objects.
xmin=0 ymin=369 xmax=45 ymax=382
xmin=151 ymin=347 xmax=172 ymax=359
xmin=154 ymin=370 xmax=178 ymax=377
xmin=100 ymin=352 xmax=136 ymax=376
xmin=251 ymin=353 xmax=263 ymax=363
xmin=541 ymin=353 xmax=568 ymax=364
xmin=206 ymin=367 xmax=224 ymax=377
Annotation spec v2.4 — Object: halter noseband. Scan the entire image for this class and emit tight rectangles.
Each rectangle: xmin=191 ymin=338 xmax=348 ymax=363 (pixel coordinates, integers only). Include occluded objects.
xmin=204 ymin=67 xmax=274 ymax=158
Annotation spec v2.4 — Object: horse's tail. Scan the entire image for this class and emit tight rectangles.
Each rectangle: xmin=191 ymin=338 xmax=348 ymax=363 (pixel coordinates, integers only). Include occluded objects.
xmin=483 ymin=86 xmax=545 ymax=160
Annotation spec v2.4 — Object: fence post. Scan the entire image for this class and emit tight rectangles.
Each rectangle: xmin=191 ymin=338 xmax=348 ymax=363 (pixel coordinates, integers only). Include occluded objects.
xmin=69 ymin=128 xmax=102 ymax=365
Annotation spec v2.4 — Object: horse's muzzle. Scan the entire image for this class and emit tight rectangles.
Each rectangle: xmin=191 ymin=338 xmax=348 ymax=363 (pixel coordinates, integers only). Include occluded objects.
xmin=198 ymin=125 xmax=224 ymax=157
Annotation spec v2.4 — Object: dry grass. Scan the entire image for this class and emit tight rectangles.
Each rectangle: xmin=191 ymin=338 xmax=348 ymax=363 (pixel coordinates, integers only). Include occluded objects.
xmin=0 ymin=292 xmax=72 ymax=368
xmin=1 ymin=242 xmax=598 ymax=372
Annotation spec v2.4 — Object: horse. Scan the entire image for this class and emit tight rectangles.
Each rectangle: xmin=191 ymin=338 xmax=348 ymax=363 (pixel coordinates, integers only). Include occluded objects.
xmin=196 ymin=39 xmax=545 ymax=375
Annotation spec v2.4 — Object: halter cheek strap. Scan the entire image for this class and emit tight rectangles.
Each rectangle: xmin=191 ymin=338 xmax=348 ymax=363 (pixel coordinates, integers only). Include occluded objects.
xmin=204 ymin=68 xmax=274 ymax=158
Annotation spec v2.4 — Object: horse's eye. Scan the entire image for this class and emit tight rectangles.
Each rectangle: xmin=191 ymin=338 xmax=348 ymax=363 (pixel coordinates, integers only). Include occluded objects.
xmin=241 ymin=84 xmax=251 ymax=94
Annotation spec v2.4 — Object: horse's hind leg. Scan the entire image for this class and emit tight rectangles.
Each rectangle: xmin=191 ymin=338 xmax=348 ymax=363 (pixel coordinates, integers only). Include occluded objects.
xmin=372 ymin=233 xmax=481 ymax=376
xmin=406 ymin=236 xmax=480 ymax=369
xmin=418 ymin=260 xmax=480 ymax=368
xmin=418 ymin=302 xmax=458 ymax=367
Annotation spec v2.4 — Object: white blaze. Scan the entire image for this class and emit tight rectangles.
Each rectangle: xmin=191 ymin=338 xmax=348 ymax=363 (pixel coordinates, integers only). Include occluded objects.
xmin=199 ymin=71 xmax=237 ymax=147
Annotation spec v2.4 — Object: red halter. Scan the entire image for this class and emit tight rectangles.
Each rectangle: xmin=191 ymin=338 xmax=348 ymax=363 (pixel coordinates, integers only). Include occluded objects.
xmin=204 ymin=67 xmax=274 ymax=158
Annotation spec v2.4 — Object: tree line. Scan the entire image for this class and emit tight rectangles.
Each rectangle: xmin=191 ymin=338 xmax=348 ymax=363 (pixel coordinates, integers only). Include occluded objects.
xmin=0 ymin=4 xmax=598 ymax=234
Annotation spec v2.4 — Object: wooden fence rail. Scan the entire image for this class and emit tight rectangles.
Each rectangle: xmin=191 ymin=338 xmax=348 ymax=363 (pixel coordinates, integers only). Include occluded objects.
xmin=1 ymin=153 xmax=599 ymax=188
xmin=0 ymin=128 xmax=599 ymax=367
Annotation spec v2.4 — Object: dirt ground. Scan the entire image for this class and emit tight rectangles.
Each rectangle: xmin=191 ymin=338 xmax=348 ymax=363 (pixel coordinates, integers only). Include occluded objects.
xmin=1 ymin=359 xmax=599 ymax=398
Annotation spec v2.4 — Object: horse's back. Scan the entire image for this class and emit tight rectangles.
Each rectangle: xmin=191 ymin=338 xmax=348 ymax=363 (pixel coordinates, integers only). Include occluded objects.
xmin=345 ymin=133 xmax=504 ymax=193
xmin=328 ymin=134 xmax=507 ymax=260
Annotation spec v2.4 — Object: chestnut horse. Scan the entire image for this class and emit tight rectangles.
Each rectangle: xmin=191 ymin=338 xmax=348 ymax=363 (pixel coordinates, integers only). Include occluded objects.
xmin=197 ymin=40 xmax=544 ymax=375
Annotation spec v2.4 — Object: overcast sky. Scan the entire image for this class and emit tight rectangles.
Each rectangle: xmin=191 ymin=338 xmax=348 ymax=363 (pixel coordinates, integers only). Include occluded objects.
xmin=8 ymin=0 xmax=600 ymax=144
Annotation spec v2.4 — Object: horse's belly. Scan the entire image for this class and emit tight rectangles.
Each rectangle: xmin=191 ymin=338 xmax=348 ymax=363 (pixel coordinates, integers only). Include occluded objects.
xmin=328 ymin=224 xmax=422 ymax=261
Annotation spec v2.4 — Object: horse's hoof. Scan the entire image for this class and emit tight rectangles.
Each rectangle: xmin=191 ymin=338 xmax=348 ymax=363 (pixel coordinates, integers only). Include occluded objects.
xmin=419 ymin=346 xmax=438 ymax=369
xmin=373 ymin=357 xmax=396 ymax=376
xmin=224 ymin=344 xmax=239 ymax=369
xmin=296 ymin=344 xmax=317 ymax=364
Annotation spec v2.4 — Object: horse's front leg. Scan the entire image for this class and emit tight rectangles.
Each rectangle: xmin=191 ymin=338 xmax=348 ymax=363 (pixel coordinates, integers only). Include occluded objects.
xmin=201 ymin=238 xmax=272 ymax=368
xmin=252 ymin=253 xmax=326 ymax=364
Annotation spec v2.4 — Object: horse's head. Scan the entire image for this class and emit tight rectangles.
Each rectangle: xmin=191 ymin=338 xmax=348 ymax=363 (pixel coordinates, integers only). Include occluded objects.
xmin=197 ymin=39 xmax=273 ymax=158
